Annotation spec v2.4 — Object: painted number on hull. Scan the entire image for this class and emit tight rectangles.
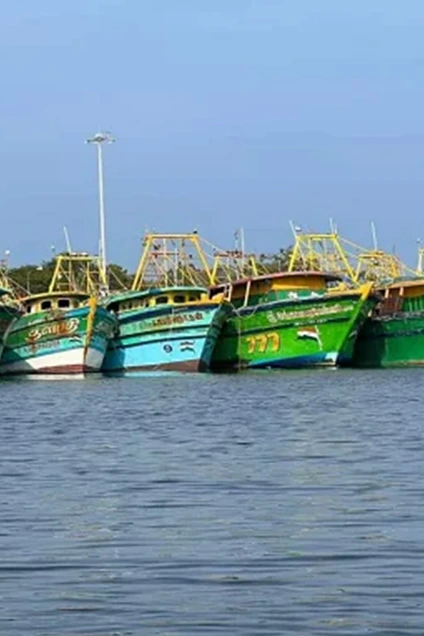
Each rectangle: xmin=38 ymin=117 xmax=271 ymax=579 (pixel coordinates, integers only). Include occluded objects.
xmin=246 ymin=332 xmax=280 ymax=354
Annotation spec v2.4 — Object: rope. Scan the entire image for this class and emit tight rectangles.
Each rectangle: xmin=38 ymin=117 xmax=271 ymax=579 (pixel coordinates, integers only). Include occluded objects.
xmin=84 ymin=295 xmax=97 ymax=358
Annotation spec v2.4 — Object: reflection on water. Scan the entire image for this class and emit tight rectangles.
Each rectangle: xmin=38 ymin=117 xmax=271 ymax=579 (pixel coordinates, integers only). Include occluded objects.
xmin=1 ymin=369 xmax=423 ymax=635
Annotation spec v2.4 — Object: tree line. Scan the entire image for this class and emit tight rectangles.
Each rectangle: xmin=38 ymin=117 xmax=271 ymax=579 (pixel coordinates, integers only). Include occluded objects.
xmin=5 ymin=246 xmax=295 ymax=296
xmin=6 ymin=260 xmax=133 ymax=296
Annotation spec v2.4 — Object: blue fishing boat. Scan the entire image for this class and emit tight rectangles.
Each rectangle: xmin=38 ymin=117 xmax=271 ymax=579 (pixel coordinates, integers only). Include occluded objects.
xmin=102 ymin=286 xmax=227 ymax=372
xmin=102 ymin=232 xmax=228 ymax=373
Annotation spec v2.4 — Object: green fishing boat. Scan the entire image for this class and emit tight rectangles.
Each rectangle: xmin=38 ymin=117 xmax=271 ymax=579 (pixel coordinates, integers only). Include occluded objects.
xmin=352 ymin=277 xmax=424 ymax=367
xmin=210 ymin=272 xmax=375 ymax=370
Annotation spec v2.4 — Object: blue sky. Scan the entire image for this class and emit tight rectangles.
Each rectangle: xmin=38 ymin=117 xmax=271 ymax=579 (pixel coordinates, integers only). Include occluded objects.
xmin=1 ymin=0 xmax=424 ymax=269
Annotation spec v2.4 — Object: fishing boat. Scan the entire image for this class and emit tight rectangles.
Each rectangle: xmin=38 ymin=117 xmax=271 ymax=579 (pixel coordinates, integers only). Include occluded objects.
xmin=102 ymin=233 xmax=228 ymax=373
xmin=210 ymin=271 xmax=375 ymax=369
xmin=352 ymin=276 xmax=424 ymax=367
xmin=0 ymin=288 xmax=22 ymax=360
xmin=283 ymin=224 xmax=420 ymax=369
xmin=0 ymin=254 xmax=117 ymax=375
xmin=0 ymin=257 xmax=25 ymax=359
xmin=286 ymin=224 xmax=424 ymax=368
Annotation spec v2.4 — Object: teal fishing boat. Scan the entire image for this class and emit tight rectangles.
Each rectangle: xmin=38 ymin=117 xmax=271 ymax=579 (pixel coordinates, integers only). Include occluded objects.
xmin=0 ymin=254 xmax=117 ymax=375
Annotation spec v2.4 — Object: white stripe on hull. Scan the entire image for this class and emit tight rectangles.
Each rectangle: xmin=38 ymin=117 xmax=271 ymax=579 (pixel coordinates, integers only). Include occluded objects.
xmin=0 ymin=346 xmax=104 ymax=375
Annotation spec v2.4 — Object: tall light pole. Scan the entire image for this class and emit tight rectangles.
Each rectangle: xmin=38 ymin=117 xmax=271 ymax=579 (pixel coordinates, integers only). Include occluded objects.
xmin=86 ymin=131 xmax=115 ymax=283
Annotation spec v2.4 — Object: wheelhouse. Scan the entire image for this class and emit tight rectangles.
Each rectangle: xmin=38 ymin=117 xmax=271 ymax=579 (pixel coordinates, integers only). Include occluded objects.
xmin=375 ymin=277 xmax=424 ymax=315
xmin=105 ymin=287 xmax=210 ymax=314
xmin=22 ymin=292 xmax=90 ymax=315
xmin=210 ymin=271 xmax=342 ymax=308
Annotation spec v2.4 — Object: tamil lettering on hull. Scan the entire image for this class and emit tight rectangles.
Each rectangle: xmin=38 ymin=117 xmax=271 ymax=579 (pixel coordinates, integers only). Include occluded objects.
xmin=152 ymin=312 xmax=204 ymax=328
xmin=266 ymin=303 xmax=355 ymax=324
xmin=27 ymin=318 xmax=80 ymax=343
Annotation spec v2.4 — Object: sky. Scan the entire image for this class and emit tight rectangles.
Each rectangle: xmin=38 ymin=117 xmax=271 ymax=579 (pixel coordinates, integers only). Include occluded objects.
xmin=1 ymin=0 xmax=424 ymax=269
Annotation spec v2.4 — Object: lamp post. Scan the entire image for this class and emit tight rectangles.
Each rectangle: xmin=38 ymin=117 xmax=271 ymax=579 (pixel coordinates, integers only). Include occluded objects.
xmin=27 ymin=265 xmax=43 ymax=295
xmin=86 ymin=131 xmax=115 ymax=284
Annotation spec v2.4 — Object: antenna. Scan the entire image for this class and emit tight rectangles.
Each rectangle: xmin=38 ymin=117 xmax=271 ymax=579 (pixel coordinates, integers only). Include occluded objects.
xmin=371 ymin=221 xmax=378 ymax=251
xmin=329 ymin=217 xmax=338 ymax=234
xmin=289 ymin=220 xmax=300 ymax=240
xmin=63 ymin=226 xmax=72 ymax=253
xmin=239 ymin=227 xmax=245 ymax=271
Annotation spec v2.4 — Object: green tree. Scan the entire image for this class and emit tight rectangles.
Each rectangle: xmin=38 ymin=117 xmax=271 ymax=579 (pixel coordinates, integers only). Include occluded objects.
xmin=8 ymin=259 xmax=56 ymax=296
xmin=108 ymin=264 xmax=133 ymax=291
xmin=256 ymin=246 xmax=295 ymax=274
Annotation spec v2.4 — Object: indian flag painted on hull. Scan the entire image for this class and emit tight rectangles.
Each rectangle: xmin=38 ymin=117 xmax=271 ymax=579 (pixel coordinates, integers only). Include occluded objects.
xmin=210 ymin=272 xmax=375 ymax=370
xmin=102 ymin=287 xmax=228 ymax=373
xmin=296 ymin=326 xmax=323 ymax=348
xmin=0 ymin=293 xmax=117 ymax=375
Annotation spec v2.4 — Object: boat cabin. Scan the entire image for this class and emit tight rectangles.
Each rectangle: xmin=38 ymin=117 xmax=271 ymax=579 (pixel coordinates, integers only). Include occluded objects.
xmin=376 ymin=277 xmax=424 ymax=315
xmin=105 ymin=287 xmax=209 ymax=314
xmin=22 ymin=292 xmax=90 ymax=315
xmin=210 ymin=271 xmax=341 ymax=308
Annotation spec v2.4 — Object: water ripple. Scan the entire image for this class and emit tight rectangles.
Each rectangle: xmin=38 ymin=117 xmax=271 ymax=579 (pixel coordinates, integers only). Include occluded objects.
xmin=1 ymin=370 xmax=424 ymax=634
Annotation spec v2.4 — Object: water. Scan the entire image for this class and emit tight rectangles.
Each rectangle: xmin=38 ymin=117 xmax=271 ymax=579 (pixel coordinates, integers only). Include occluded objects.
xmin=1 ymin=369 xmax=424 ymax=635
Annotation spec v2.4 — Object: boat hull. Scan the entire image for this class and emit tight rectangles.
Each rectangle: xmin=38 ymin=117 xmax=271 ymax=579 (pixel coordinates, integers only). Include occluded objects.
xmin=211 ymin=291 xmax=374 ymax=370
xmin=0 ymin=305 xmax=116 ymax=375
xmin=0 ymin=304 xmax=21 ymax=360
xmin=102 ymin=302 xmax=227 ymax=373
xmin=352 ymin=313 xmax=424 ymax=367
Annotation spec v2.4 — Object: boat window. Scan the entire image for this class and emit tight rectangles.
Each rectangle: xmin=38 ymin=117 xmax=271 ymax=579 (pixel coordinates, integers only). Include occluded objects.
xmin=156 ymin=296 xmax=168 ymax=305
xmin=40 ymin=300 xmax=52 ymax=311
xmin=58 ymin=298 xmax=70 ymax=309
xmin=174 ymin=295 xmax=186 ymax=304
xmin=26 ymin=306 xmax=32 ymax=314
xmin=189 ymin=294 xmax=199 ymax=302
xmin=327 ymin=280 xmax=338 ymax=289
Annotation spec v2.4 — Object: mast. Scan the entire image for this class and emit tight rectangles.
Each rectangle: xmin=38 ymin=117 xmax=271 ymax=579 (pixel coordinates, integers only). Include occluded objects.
xmin=63 ymin=226 xmax=72 ymax=253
